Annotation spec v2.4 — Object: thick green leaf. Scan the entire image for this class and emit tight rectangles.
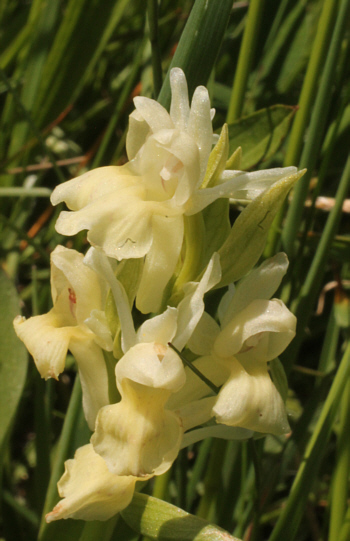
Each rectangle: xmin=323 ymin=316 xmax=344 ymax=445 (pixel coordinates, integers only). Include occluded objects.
xmin=217 ymin=170 xmax=305 ymax=287
xmin=121 ymin=493 xmax=241 ymax=541
xmin=0 ymin=271 xmax=28 ymax=451
xmin=227 ymin=105 xmax=296 ymax=170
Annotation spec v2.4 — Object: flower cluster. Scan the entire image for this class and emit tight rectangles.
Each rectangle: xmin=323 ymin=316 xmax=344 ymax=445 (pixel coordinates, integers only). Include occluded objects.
xmin=14 ymin=68 xmax=301 ymax=522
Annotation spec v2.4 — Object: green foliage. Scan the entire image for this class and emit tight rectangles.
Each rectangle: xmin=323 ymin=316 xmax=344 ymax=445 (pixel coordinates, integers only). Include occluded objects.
xmin=0 ymin=270 xmax=27 ymax=452
xmin=1 ymin=0 xmax=350 ymax=540
xmin=227 ymin=106 xmax=296 ymax=171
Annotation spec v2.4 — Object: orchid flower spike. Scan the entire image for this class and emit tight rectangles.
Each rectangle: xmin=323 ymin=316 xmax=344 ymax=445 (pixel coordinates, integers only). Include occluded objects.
xmin=85 ymin=248 xmax=221 ymax=477
xmin=50 ymin=69 xmax=299 ymax=314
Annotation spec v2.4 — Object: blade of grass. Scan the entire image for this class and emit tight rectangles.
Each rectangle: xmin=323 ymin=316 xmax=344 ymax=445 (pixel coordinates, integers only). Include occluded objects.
xmin=329 ymin=377 xmax=350 ymax=541
xmin=78 ymin=516 xmax=119 ymax=541
xmin=0 ymin=69 xmax=66 ymax=184
xmin=265 ymin=0 xmax=340 ymax=257
xmin=92 ymin=39 xmax=146 ymax=168
xmin=269 ymin=340 xmax=350 ymax=541
xmin=283 ymin=0 xmax=339 ymax=168
xmin=282 ymin=0 xmax=350 ymax=256
xmin=38 ymin=376 xmax=83 ymax=540
xmin=283 ymin=153 xmax=350 ymax=373
xmin=148 ymin=0 xmax=163 ymax=98
xmin=226 ymin=0 xmax=265 ymax=123
xmin=157 ymin=0 xmax=233 ymax=109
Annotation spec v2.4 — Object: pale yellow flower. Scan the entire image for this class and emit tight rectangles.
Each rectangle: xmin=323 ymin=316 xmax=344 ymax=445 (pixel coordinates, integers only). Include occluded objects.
xmin=14 ymin=246 xmax=112 ymax=429
xmin=45 ymin=444 xmax=144 ymax=522
xmin=50 ymin=69 xmax=298 ymax=314
xmin=169 ymin=254 xmax=296 ymax=437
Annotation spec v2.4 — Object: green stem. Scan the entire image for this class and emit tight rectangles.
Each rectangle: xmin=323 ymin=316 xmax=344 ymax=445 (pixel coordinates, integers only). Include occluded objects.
xmin=196 ymin=439 xmax=227 ymax=522
xmin=158 ymin=0 xmax=233 ymax=109
xmin=186 ymin=438 xmax=213 ymax=508
xmin=269 ymin=341 xmax=350 ymax=541
xmin=226 ymin=0 xmax=265 ymax=123
xmin=170 ymin=213 xmax=205 ymax=306
xmin=152 ymin=469 xmax=172 ymax=501
xmin=329 ymin=377 xmax=350 ymax=541
xmin=265 ymin=0 xmax=340 ymax=258
xmin=78 ymin=516 xmax=119 ymax=541
xmin=168 ymin=343 xmax=220 ymax=395
xmin=283 ymin=153 xmax=350 ymax=373
xmin=92 ymin=39 xmax=146 ymax=168
xmin=147 ymin=0 xmax=163 ymax=98
xmin=283 ymin=0 xmax=339 ymax=168
xmin=0 ymin=187 xmax=52 ymax=197
xmin=282 ymin=0 xmax=349 ymax=255
xmin=339 ymin=506 xmax=350 ymax=541
xmin=38 ymin=376 xmax=83 ymax=540
xmin=0 ymin=68 xmax=65 ymax=184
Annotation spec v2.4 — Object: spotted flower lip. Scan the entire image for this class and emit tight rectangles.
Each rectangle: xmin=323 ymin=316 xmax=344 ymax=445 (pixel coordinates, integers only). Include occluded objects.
xmin=50 ymin=68 xmax=298 ymax=314
xmin=13 ymin=246 xmax=112 ymax=430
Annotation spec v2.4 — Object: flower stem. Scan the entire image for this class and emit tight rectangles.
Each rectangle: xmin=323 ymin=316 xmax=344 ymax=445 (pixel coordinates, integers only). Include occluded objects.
xmin=168 ymin=343 xmax=220 ymax=395
xmin=226 ymin=0 xmax=265 ymax=123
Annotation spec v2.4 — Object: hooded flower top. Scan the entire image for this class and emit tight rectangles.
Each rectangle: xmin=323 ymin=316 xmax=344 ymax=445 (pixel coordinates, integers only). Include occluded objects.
xmin=50 ymin=68 xmax=298 ymax=314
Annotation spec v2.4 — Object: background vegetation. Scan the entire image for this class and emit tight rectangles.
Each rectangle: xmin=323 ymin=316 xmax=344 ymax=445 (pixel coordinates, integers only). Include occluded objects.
xmin=0 ymin=0 xmax=349 ymax=540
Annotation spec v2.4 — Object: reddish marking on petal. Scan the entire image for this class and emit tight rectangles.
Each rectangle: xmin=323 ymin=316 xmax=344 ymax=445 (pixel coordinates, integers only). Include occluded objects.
xmin=172 ymin=161 xmax=183 ymax=174
xmin=68 ymin=287 xmax=77 ymax=318
xmin=68 ymin=288 xmax=76 ymax=304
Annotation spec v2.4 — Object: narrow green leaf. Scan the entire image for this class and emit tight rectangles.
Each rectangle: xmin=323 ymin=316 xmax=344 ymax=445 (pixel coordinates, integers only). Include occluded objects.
xmin=33 ymin=0 xmax=130 ymax=126
xmin=201 ymin=124 xmax=229 ymax=189
xmin=269 ymin=341 xmax=350 ymax=541
xmin=217 ymin=170 xmax=305 ymax=287
xmin=201 ymin=199 xmax=231 ymax=269
xmin=276 ymin=2 xmax=321 ymax=94
xmin=158 ymin=0 xmax=233 ymax=108
xmin=121 ymin=493 xmax=241 ymax=541
xmin=269 ymin=358 xmax=288 ymax=403
xmin=227 ymin=105 xmax=296 ymax=171
xmin=227 ymin=0 xmax=265 ymax=122
xmin=282 ymin=0 xmax=350 ymax=256
xmin=0 ymin=270 xmax=28 ymax=452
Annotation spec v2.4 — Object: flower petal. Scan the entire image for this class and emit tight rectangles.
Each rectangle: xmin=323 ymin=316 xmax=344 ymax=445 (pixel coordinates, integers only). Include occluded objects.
xmin=214 ymin=299 xmax=296 ymax=362
xmin=69 ymin=339 xmax=110 ymax=430
xmin=186 ymin=167 xmax=297 ymax=215
xmin=170 ymin=68 xmax=190 ymax=131
xmin=51 ymin=166 xmax=135 ymax=210
xmin=50 ymin=245 xmax=106 ymax=325
xmin=212 ymin=359 xmax=289 ymax=435
xmin=186 ymin=312 xmax=220 ymax=356
xmin=173 ymin=252 xmax=221 ymax=351
xmin=187 ymin=85 xmax=213 ymax=181
xmin=136 ymin=215 xmax=184 ymax=314
xmin=116 ymin=342 xmax=185 ymax=392
xmin=45 ymin=444 xmax=138 ymax=522
xmin=92 ymin=380 xmax=183 ymax=477
xmin=219 ymin=253 xmax=289 ymax=327
xmin=133 ymin=96 xmax=174 ymax=133
xmin=137 ymin=307 xmax=178 ymax=345
xmin=13 ymin=312 xmax=74 ymax=380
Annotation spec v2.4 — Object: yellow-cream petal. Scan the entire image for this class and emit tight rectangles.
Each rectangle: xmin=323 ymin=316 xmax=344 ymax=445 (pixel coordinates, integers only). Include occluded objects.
xmin=45 ymin=444 xmax=139 ymax=522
